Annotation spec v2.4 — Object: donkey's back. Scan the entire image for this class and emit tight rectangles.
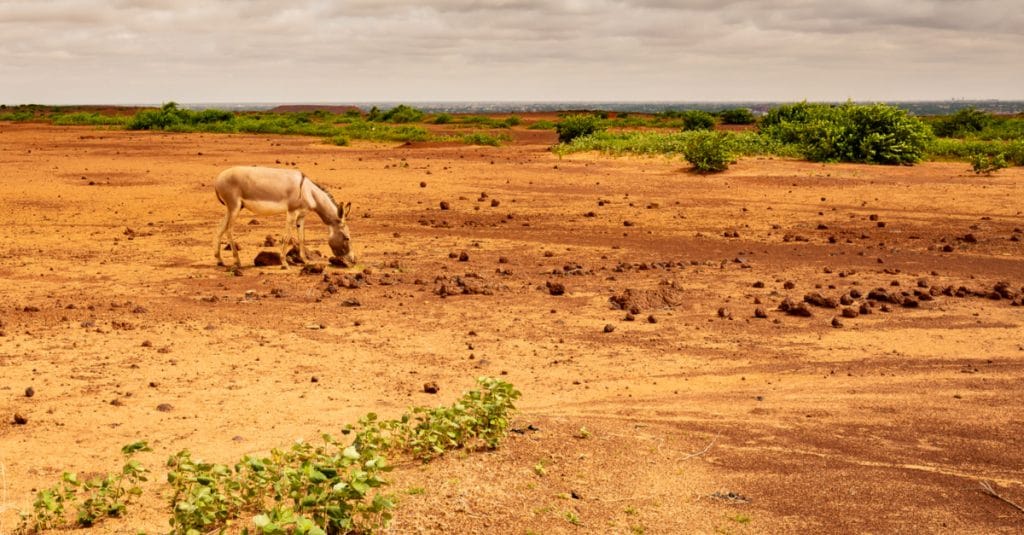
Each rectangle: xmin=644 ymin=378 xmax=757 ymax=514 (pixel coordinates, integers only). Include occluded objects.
xmin=214 ymin=166 xmax=305 ymax=215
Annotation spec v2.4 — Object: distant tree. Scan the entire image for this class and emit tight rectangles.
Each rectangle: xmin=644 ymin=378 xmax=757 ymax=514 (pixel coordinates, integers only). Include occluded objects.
xmin=681 ymin=110 xmax=715 ymax=131
xmin=556 ymin=114 xmax=604 ymax=143
xmin=932 ymin=107 xmax=992 ymax=138
xmin=719 ymin=108 xmax=755 ymax=125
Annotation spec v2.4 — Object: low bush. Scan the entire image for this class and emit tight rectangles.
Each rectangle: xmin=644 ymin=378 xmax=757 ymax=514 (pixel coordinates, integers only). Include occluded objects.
xmin=556 ymin=114 xmax=604 ymax=143
xmin=681 ymin=110 xmax=716 ymax=131
xmin=682 ymin=131 xmax=734 ymax=172
xmin=931 ymin=107 xmax=992 ymax=138
xmin=970 ymin=153 xmax=1008 ymax=175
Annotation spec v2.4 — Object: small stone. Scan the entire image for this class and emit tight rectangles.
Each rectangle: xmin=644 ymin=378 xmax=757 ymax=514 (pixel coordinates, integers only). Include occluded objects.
xmin=439 ymin=201 xmax=450 ymax=210
xmin=546 ymin=281 xmax=566 ymax=296
xmin=13 ymin=413 xmax=28 ymax=425
xmin=831 ymin=317 xmax=844 ymax=328
xmin=156 ymin=403 xmax=173 ymax=412
xmin=25 ymin=386 xmax=34 ymax=398
xmin=603 ymin=324 xmax=616 ymax=333
xmin=458 ymin=251 xmax=470 ymax=262
xmin=647 ymin=314 xmax=657 ymax=323
xmin=423 ymin=382 xmax=439 ymax=394
xmin=754 ymin=307 xmax=768 ymax=318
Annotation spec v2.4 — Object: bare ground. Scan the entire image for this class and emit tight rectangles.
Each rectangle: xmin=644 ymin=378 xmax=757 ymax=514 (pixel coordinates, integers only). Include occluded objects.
xmin=1 ymin=123 xmax=1023 ymax=534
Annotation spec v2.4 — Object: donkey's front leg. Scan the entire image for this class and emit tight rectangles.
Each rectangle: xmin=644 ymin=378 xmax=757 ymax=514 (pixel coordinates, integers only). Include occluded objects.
xmin=279 ymin=211 xmax=296 ymax=269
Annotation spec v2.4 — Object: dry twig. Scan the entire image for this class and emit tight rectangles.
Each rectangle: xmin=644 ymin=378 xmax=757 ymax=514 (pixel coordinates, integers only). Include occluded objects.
xmin=680 ymin=432 xmax=721 ymax=461
xmin=979 ymin=480 xmax=1024 ymax=515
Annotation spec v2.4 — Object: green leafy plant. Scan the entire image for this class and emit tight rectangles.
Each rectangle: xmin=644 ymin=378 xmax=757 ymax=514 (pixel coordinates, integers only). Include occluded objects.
xmin=970 ymin=152 xmax=1009 ymax=175
xmin=682 ymin=131 xmax=734 ymax=172
xmin=556 ymin=114 xmax=604 ymax=143
xmin=379 ymin=104 xmax=424 ymax=123
xmin=17 ymin=441 xmax=151 ymax=533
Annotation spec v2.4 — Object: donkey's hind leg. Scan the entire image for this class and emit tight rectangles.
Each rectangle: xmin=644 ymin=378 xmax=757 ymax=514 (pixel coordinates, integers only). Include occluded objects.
xmin=279 ymin=211 xmax=296 ymax=268
xmin=296 ymin=214 xmax=310 ymax=262
xmin=214 ymin=208 xmax=234 ymax=266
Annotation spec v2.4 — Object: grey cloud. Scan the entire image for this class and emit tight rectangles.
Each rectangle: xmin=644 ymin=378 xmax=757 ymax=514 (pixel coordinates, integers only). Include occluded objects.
xmin=0 ymin=0 xmax=1020 ymax=103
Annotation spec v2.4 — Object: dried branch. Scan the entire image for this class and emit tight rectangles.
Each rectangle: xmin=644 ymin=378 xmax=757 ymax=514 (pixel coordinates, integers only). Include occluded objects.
xmin=979 ymin=480 xmax=1024 ymax=515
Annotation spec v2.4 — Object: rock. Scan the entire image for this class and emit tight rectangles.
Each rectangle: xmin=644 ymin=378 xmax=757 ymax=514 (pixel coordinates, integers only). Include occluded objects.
xmin=603 ymin=324 xmax=616 ymax=333
xmin=752 ymin=281 xmax=765 ymax=288
xmin=439 ymin=201 xmax=450 ymax=210
xmin=13 ymin=413 xmax=28 ymax=425
xmin=647 ymin=314 xmax=658 ymax=323
xmin=458 ymin=251 xmax=470 ymax=262
xmin=25 ymin=386 xmax=34 ymax=398
xmin=423 ymin=382 xmax=439 ymax=394
xmin=779 ymin=298 xmax=812 ymax=317
xmin=783 ymin=281 xmax=796 ymax=290
xmin=831 ymin=317 xmax=844 ymax=328
xmin=624 ymin=313 xmax=635 ymax=321
xmin=754 ymin=307 xmax=768 ymax=318
xmin=546 ymin=281 xmax=566 ymax=296
xmin=491 ymin=199 xmax=500 ymax=208
xmin=263 ymin=235 xmax=278 ymax=247
xmin=804 ymin=292 xmax=839 ymax=308
xmin=341 ymin=298 xmax=361 ymax=307
xmin=609 ymin=287 xmax=685 ymax=311
xmin=839 ymin=294 xmax=854 ymax=306
xmin=420 ymin=181 xmax=427 ymax=188
xmin=253 ymin=251 xmax=283 ymax=266
xmin=717 ymin=307 xmax=731 ymax=319
xmin=156 ymin=403 xmax=173 ymax=412
xmin=300 ymin=264 xmax=325 ymax=275
xmin=841 ymin=307 xmax=859 ymax=318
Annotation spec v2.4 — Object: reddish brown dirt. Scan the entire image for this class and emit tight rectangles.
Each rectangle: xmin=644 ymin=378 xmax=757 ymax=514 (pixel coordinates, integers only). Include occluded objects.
xmin=1 ymin=123 xmax=1023 ymax=534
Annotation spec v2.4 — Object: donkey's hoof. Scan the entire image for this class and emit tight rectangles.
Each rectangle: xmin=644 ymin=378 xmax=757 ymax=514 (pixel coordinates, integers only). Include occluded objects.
xmin=216 ymin=260 xmax=225 ymax=267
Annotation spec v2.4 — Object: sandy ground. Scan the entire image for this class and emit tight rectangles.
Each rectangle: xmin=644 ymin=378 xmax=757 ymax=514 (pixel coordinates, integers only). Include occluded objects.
xmin=1 ymin=122 xmax=1023 ymax=534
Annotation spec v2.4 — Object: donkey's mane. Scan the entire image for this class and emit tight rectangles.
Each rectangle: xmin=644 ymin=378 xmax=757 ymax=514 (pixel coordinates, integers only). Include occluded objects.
xmin=303 ymin=173 xmax=339 ymax=210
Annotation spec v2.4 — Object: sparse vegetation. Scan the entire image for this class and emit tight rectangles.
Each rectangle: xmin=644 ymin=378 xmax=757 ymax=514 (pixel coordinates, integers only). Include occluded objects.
xmin=16 ymin=379 xmax=520 ymax=534
xmin=17 ymin=442 xmax=151 ymax=533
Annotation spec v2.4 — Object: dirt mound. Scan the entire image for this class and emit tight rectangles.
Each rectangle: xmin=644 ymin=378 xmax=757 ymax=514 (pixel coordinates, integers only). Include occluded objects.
xmin=609 ymin=286 xmax=685 ymax=312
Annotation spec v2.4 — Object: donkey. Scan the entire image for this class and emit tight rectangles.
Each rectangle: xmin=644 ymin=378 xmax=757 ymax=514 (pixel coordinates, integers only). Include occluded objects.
xmin=213 ymin=166 xmax=355 ymax=268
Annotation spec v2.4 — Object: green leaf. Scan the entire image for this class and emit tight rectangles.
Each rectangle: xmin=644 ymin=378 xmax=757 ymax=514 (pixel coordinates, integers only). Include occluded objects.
xmin=342 ymin=446 xmax=360 ymax=460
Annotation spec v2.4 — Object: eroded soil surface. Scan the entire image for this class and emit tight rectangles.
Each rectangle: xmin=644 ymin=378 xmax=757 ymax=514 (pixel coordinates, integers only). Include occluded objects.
xmin=1 ymin=122 xmax=1023 ymax=533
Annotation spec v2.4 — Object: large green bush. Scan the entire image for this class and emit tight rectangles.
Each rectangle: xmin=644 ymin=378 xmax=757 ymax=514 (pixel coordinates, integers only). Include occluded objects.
xmin=556 ymin=114 xmax=604 ymax=143
xmin=379 ymin=104 xmax=424 ymax=123
xmin=762 ymin=102 xmax=932 ymax=165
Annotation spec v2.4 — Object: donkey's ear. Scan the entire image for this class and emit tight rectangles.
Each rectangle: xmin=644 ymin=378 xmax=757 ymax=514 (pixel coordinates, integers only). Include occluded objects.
xmin=343 ymin=202 xmax=352 ymax=218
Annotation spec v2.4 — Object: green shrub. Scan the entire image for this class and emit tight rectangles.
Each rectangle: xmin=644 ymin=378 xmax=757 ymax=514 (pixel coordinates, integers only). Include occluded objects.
xmin=458 ymin=132 xmax=509 ymax=146
xmin=682 ymin=131 xmax=734 ymax=172
xmin=681 ymin=110 xmax=715 ymax=131
xmin=971 ymin=153 xmax=1008 ymax=174
xmin=763 ymin=102 xmax=931 ymax=165
xmin=380 ymin=104 xmax=424 ymax=123
xmin=556 ymin=114 xmax=604 ymax=143
xmin=527 ymin=120 xmax=556 ymax=130
xmin=432 ymin=113 xmax=452 ymax=124
xmin=719 ymin=108 xmax=755 ymax=125
xmin=932 ymin=107 xmax=992 ymax=138
xmin=503 ymin=115 xmax=521 ymax=127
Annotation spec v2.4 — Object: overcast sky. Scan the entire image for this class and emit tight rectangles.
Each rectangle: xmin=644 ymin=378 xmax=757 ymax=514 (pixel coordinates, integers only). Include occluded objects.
xmin=1 ymin=0 xmax=1021 ymax=104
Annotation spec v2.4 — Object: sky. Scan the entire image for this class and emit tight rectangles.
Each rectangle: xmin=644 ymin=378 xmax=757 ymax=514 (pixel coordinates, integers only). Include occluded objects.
xmin=1 ymin=0 xmax=1021 ymax=105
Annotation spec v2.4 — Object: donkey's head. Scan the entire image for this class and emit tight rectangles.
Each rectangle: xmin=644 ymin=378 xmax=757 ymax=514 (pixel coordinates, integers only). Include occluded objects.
xmin=328 ymin=202 xmax=356 ymax=265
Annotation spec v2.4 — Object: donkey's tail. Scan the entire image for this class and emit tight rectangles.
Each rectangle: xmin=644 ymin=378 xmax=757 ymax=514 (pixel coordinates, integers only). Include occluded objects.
xmin=215 ymin=190 xmax=225 ymax=206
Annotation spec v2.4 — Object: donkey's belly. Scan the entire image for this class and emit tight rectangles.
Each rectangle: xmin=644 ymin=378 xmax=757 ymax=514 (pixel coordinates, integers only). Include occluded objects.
xmin=242 ymin=199 xmax=292 ymax=216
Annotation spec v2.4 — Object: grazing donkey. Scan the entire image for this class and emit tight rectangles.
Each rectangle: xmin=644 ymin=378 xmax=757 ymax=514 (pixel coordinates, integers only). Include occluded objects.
xmin=214 ymin=166 xmax=355 ymax=268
